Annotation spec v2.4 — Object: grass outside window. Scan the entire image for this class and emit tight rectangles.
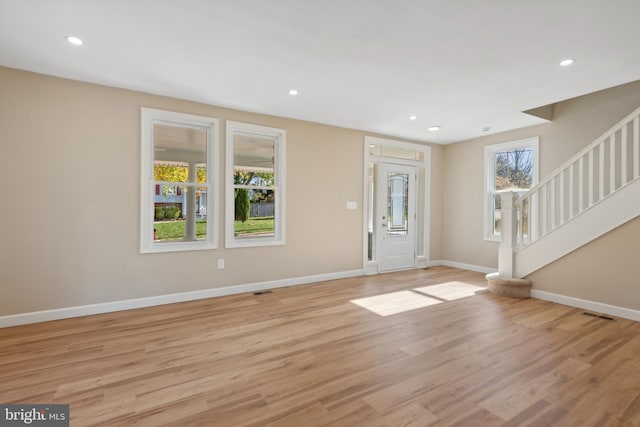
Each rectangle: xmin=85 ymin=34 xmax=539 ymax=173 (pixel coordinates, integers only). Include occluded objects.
xmin=154 ymin=217 xmax=275 ymax=241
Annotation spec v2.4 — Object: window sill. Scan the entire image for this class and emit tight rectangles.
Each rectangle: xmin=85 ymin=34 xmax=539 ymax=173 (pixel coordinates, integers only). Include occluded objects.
xmin=484 ymin=236 xmax=501 ymax=243
xmin=141 ymin=241 xmax=217 ymax=254
xmin=225 ymin=239 xmax=285 ymax=249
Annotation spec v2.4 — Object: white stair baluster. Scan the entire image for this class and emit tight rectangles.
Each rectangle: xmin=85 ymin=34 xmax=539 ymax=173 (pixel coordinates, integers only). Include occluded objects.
xmin=610 ymin=134 xmax=616 ymax=194
xmin=559 ymin=170 xmax=565 ymax=225
xmin=578 ymin=156 xmax=584 ymax=213
xmin=599 ymin=142 xmax=605 ymax=201
xmin=634 ymin=116 xmax=639 ymax=179
xmin=588 ymin=150 xmax=594 ymax=207
xmin=569 ymin=163 xmax=574 ymax=218
xmin=622 ymin=125 xmax=628 ymax=186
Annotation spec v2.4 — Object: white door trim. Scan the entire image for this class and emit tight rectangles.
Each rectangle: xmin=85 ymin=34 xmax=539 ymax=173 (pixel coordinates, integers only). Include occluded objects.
xmin=363 ymin=137 xmax=431 ymax=274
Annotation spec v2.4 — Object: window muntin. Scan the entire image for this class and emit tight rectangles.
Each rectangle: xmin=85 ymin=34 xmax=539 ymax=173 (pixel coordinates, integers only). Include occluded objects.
xmin=141 ymin=109 xmax=218 ymax=253
xmin=484 ymin=137 xmax=538 ymax=240
xmin=226 ymin=122 xmax=285 ymax=247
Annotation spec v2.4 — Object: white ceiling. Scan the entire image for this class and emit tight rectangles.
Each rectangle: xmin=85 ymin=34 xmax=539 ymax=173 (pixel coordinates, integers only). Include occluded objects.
xmin=1 ymin=0 xmax=639 ymax=144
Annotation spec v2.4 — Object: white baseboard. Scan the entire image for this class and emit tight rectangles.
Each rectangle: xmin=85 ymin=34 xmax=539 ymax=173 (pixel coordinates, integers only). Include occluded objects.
xmin=0 ymin=269 xmax=364 ymax=328
xmin=531 ymin=289 xmax=640 ymax=322
xmin=427 ymin=259 xmax=497 ymax=275
xmin=415 ymin=256 xmax=428 ymax=269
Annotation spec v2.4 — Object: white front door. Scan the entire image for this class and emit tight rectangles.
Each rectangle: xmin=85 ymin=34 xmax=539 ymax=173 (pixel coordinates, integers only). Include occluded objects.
xmin=377 ymin=163 xmax=416 ymax=272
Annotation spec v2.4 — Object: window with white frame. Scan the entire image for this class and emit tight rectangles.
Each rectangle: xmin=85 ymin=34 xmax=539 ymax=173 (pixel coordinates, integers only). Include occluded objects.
xmin=484 ymin=137 xmax=539 ymax=240
xmin=140 ymin=108 xmax=218 ymax=253
xmin=226 ymin=121 xmax=285 ymax=247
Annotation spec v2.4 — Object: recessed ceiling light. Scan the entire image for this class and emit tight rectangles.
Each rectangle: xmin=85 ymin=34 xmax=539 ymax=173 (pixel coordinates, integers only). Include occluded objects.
xmin=428 ymin=126 xmax=441 ymax=131
xmin=288 ymin=89 xmax=298 ymax=96
xmin=66 ymin=35 xmax=83 ymax=46
xmin=409 ymin=115 xmax=417 ymax=121
xmin=560 ymin=58 xmax=575 ymax=67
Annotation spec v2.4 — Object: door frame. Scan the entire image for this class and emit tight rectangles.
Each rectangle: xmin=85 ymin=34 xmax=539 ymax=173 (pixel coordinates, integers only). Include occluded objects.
xmin=363 ymin=136 xmax=432 ymax=275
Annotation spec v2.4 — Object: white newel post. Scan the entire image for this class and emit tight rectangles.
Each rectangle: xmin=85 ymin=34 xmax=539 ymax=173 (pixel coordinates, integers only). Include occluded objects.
xmin=486 ymin=190 xmax=532 ymax=298
xmin=498 ymin=191 xmax=516 ymax=277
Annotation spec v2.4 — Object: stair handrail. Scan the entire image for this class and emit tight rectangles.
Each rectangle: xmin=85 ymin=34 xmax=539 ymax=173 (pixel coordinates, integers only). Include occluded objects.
xmin=515 ymin=105 xmax=640 ymax=205
xmin=513 ymin=105 xmax=640 ymax=248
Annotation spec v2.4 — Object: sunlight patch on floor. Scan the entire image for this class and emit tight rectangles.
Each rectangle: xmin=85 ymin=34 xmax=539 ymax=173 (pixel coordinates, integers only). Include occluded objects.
xmin=414 ymin=281 xmax=486 ymax=301
xmin=351 ymin=290 xmax=441 ymax=316
xmin=351 ymin=281 xmax=486 ymax=316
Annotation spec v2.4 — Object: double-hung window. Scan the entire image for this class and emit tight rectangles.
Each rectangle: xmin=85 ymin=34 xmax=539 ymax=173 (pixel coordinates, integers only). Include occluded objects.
xmin=226 ymin=121 xmax=286 ymax=247
xmin=140 ymin=108 xmax=218 ymax=253
xmin=484 ymin=137 xmax=539 ymax=240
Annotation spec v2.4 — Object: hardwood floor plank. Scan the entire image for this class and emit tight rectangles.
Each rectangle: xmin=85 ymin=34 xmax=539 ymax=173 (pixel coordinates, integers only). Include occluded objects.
xmin=443 ymin=407 xmax=505 ymax=427
xmin=382 ymin=401 xmax=439 ymax=426
xmin=1 ymin=266 xmax=639 ymax=426
xmin=318 ymin=399 xmax=384 ymax=426
xmin=479 ymin=357 xmax=591 ymax=420
xmin=259 ymin=402 xmax=330 ymax=427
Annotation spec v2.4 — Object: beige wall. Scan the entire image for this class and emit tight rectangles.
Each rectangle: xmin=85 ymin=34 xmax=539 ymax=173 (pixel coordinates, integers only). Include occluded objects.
xmin=442 ymin=80 xmax=640 ymax=269
xmin=0 ymin=67 xmax=441 ymax=316
xmin=2 ymin=64 xmax=637 ymax=317
xmin=527 ymin=216 xmax=640 ymax=310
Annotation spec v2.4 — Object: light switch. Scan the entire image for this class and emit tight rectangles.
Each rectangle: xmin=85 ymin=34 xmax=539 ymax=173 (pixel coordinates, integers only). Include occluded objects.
xmin=346 ymin=201 xmax=358 ymax=210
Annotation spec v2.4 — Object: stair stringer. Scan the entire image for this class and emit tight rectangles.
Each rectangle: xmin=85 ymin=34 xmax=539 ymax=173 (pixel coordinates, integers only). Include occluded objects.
xmin=514 ymin=177 xmax=640 ymax=278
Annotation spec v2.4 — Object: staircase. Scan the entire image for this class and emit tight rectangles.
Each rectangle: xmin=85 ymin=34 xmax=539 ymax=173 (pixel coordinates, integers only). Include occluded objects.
xmin=491 ymin=106 xmax=640 ymax=292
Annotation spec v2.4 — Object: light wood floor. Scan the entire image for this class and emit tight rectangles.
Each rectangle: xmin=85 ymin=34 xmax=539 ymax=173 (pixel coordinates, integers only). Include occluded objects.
xmin=1 ymin=266 xmax=640 ymax=426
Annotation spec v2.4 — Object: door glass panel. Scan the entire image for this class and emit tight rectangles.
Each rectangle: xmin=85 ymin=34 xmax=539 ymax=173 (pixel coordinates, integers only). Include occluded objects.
xmin=417 ymin=167 xmax=425 ymax=256
xmin=387 ymin=172 xmax=409 ymax=235
xmin=369 ymin=144 xmax=424 ymax=161
xmin=368 ymin=163 xmax=376 ymax=260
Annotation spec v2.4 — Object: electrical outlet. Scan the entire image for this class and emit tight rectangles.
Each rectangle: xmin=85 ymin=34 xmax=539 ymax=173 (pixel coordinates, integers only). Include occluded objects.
xmin=217 ymin=259 xmax=224 ymax=269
